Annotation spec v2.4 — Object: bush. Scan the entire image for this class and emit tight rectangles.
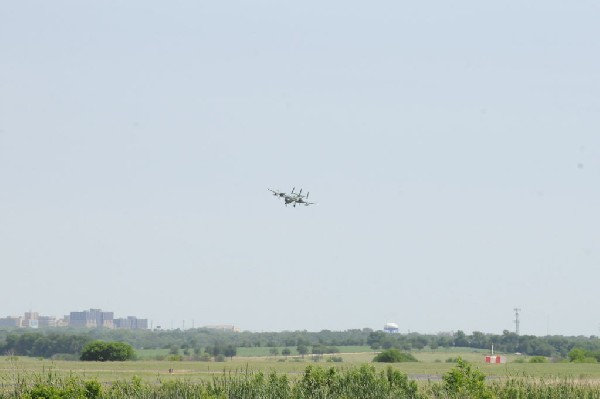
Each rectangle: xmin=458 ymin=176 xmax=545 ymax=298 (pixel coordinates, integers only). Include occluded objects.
xmin=442 ymin=358 xmax=491 ymax=398
xmin=80 ymin=341 xmax=135 ymax=362
xmin=373 ymin=349 xmax=417 ymax=363
xmin=25 ymin=376 xmax=102 ymax=399
xmin=294 ymin=365 xmax=417 ymax=398
xmin=569 ymin=348 xmax=586 ymax=362
xmin=569 ymin=348 xmax=599 ymax=363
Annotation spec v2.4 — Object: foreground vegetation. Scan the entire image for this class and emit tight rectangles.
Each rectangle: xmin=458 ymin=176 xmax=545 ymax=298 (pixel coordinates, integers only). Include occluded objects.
xmin=2 ymin=358 xmax=600 ymax=399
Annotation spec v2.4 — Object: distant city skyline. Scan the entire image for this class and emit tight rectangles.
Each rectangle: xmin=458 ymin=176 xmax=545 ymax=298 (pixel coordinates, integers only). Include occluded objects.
xmin=0 ymin=308 xmax=148 ymax=330
xmin=0 ymin=306 xmax=573 ymax=338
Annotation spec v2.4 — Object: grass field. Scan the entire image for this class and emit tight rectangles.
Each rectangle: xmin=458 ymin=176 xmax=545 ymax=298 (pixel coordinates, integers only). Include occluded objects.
xmin=2 ymin=349 xmax=600 ymax=384
xmin=3 ymin=350 xmax=600 ymax=398
xmin=134 ymin=345 xmax=377 ymax=358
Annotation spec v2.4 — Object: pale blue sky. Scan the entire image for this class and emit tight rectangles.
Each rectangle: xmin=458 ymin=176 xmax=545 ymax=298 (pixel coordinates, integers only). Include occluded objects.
xmin=1 ymin=1 xmax=598 ymax=335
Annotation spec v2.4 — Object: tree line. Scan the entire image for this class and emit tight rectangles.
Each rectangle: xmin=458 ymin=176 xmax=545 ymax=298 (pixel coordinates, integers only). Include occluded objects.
xmin=366 ymin=329 xmax=600 ymax=358
xmin=1 ymin=327 xmax=600 ymax=359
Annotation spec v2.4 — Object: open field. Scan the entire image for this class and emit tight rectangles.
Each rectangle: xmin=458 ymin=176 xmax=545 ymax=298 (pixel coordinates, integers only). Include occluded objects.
xmin=4 ymin=351 xmax=600 ymax=398
xmin=3 ymin=349 xmax=600 ymax=384
xmin=134 ymin=345 xmax=378 ymax=359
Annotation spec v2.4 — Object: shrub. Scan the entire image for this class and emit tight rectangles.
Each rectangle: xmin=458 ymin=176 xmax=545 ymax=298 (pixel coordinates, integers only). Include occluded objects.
xmin=373 ymin=349 xmax=417 ymax=363
xmin=84 ymin=379 xmax=102 ymax=398
xmin=569 ymin=348 xmax=599 ymax=363
xmin=442 ymin=358 xmax=491 ymax=398
xmin=107 ymin=376 xmax=151 ymax=397
xmin=24 ymin=376 xmax=102 ymax=399
xmin=294 ymin=365 xmax=417 ymax=398
xmin=80 ymin=341 xmax=135 ymax=362
xmin=569 ymin=348 xmax=586 ymax=362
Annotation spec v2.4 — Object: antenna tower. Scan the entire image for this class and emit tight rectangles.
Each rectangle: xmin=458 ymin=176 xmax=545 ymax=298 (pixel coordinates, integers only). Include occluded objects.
xmin=514 ymin=308 xmax=521 ymax=335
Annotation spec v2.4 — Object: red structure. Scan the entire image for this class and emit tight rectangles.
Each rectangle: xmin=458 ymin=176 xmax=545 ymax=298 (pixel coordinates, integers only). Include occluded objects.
xmin=485 ymin=355 xmax=506 ymax=364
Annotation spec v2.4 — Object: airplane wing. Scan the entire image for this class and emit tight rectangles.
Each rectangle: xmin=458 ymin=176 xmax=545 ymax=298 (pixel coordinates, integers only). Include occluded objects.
xmin=268 ymin=188 xmax=285 ymax=197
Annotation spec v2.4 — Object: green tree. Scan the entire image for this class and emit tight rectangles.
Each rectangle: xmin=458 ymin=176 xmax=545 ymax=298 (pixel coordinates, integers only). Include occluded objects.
xmin=367 ymin=331 xmax=386 ymax=349
xmin=568 ymin=348 xmax=597 ymax=363
xmin=282 ymin=348 xmax=291 ymax=358
xmin=453 ymin=330 xmax=469 ymax=347
xmin=168 ymin=344 xmax=180 ymax=355
xmin=470 ymin=331 xmax=488 ymax=349
xmin=297 ymin=343 xmax=309 ymax=358
xmin=223 ymin=345 xmax=237 ymax=360
xmin=80 ymin=341 xmax=135 ymax=361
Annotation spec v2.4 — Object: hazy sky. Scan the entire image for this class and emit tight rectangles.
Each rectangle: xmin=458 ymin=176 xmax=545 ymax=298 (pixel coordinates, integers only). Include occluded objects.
xmin=1 ymin=1 xmax=598 ymax=336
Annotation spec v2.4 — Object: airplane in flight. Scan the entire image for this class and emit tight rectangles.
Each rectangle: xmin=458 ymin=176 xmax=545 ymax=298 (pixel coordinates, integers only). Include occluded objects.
xmin=268 ymin=187 xmax=316 ymax=207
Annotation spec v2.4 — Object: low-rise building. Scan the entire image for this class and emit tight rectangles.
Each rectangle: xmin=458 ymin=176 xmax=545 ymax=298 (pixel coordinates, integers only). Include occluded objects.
xmin=204 ymin=324 xmax=240 ymax=332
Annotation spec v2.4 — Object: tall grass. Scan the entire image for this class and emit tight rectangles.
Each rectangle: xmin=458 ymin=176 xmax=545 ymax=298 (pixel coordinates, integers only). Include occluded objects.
xmin=3 ymin=362 xmax=600 ymax=398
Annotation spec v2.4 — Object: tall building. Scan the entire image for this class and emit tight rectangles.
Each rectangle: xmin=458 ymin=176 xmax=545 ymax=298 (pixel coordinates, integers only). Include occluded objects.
xmin=69 ymin=309 xmax=114 ymax=328
xmin=38 ymin=316 xmax=58 ymax=328
xmin=23 ymin=312 xmax=39 ymax=328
